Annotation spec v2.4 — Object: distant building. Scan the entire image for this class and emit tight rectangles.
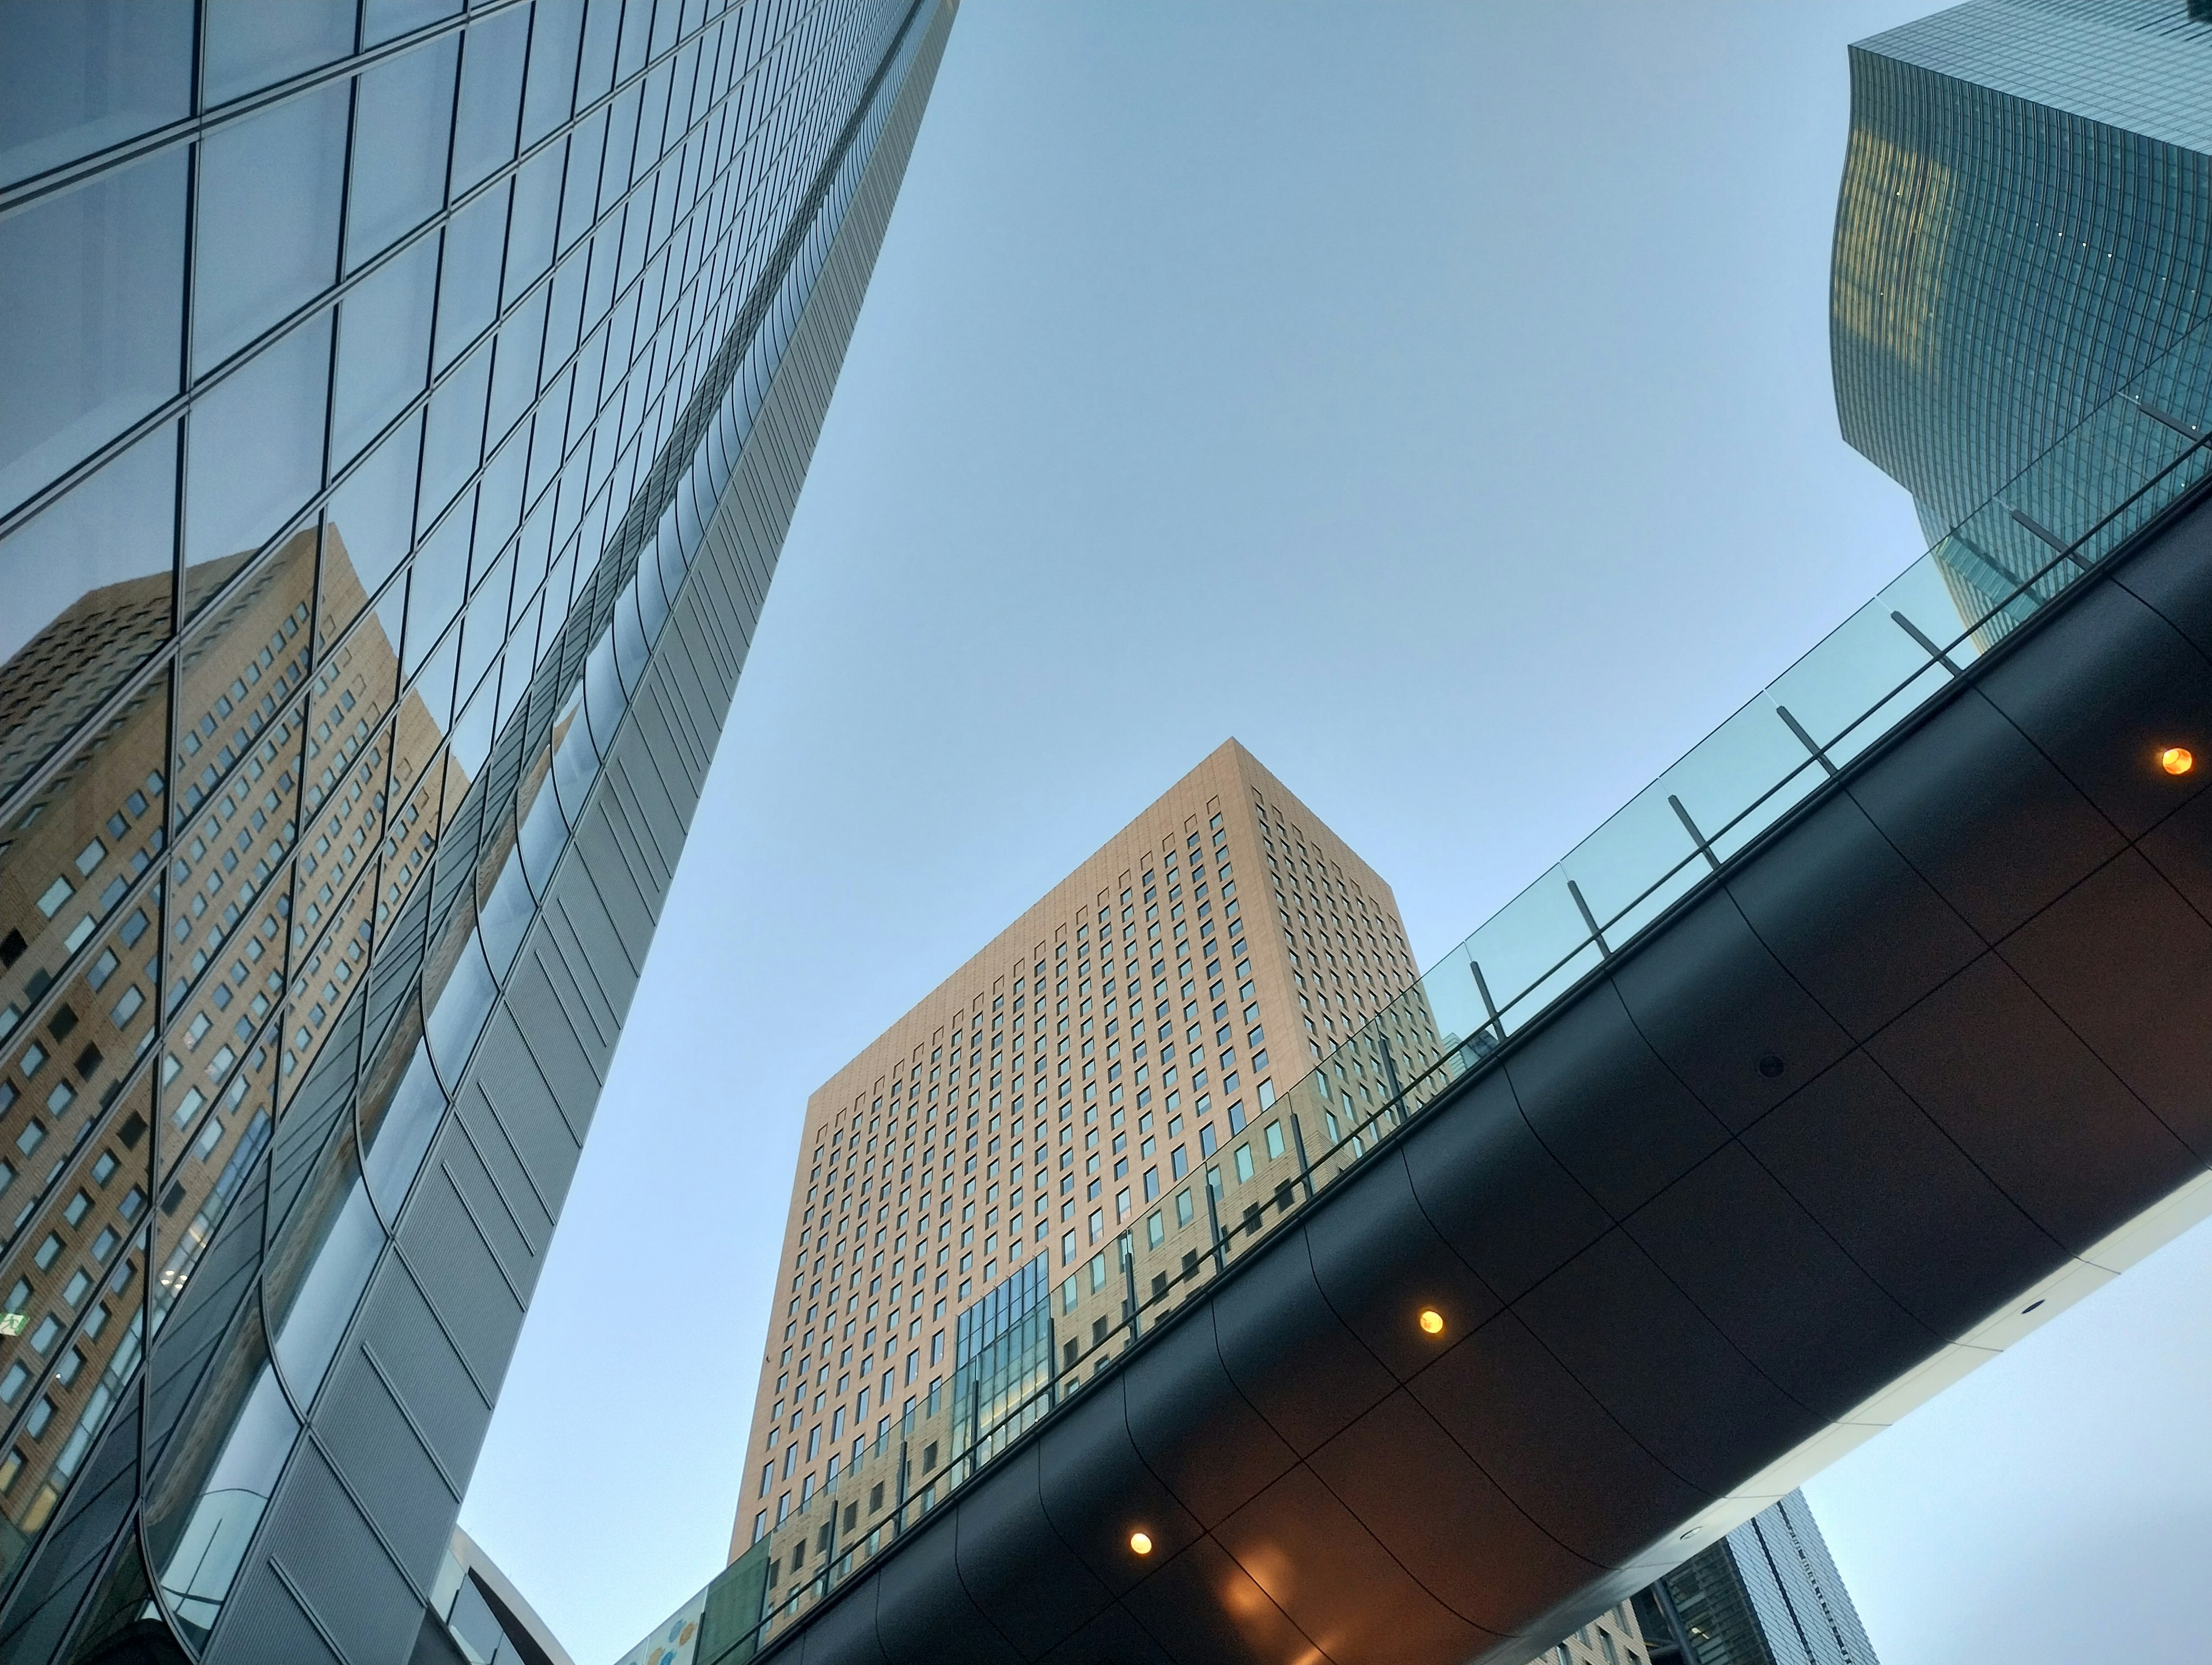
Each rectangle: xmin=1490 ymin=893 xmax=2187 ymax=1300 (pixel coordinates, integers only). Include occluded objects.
xmin=1529 ymin=1599 xmax=1656 ymax=1665
xmin=1633 ymin=1492 xmax=1881 ymax=1665
xmin=1832 ymin=0 xmax=2212 ymax=630
xmin=728 ymin=739 xmax=1438 ymax=1639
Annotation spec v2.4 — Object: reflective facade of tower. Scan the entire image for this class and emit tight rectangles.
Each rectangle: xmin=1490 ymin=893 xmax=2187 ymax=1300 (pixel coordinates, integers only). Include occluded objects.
xmin=0 ymin=1 xmax=950 ymax=1660
xmin=1633 ymin=1492 xmax=1880 ymax=1665
xmin=1832 ymin=0 xmax=2212 ymax=625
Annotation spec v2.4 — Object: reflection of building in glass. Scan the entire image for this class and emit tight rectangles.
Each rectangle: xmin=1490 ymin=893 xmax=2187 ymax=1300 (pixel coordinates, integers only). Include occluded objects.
xmin=1633 ymin=1492 xmax=1880 ymax=1665
xmin=1832 ymin=1 xmax=2212 ymax=629
xmin=722 ymin=741 xmax=1426 ymax=1639
xmin=0 ymin=2 xmax=953 ymax=1660
xmin=0 ymin=517 xmax=459 ymax=1611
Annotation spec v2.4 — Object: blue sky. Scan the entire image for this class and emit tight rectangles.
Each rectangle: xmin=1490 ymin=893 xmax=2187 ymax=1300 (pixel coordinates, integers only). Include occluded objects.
xmin=460 ymin=5 xmax=2212 ymax=1660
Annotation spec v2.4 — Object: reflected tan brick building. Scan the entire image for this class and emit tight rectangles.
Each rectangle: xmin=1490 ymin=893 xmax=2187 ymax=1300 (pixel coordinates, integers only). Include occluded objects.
xmin=0 ymin=522 xmax=453 ymax=1576
xmin=729 ymin=741 xmax=1437 ymax=1607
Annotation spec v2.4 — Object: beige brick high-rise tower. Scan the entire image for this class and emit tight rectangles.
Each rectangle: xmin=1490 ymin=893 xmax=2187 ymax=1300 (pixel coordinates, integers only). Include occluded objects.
xmin=730 ymin=739 xmax=1425 ymax=1584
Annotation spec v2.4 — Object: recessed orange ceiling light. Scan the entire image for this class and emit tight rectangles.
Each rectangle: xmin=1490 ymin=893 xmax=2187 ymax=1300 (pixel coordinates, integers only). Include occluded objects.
xmin=1128 ymin=1530 xmax=1154 ymax=1556
xmin=1418 ymin=1308 xmax=1445 ymax=1336
xmin=2161 ymin=746 xmax=2195 ymax=776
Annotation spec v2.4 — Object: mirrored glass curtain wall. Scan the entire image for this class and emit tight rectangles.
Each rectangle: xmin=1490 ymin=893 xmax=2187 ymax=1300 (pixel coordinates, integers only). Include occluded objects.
xmin=0 ymin=1 xmax=952 ymax=1660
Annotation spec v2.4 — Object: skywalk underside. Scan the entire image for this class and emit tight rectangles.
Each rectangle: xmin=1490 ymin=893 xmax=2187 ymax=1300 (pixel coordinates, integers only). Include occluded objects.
xmin=776 ymin=484 xmax=2212 ymax=1665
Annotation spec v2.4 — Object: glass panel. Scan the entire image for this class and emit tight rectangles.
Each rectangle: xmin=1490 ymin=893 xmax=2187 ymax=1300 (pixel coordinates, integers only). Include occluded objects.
xmin=576 ymin=0 xmax=620 ymax=107
xmin=522 ymin=0 xmax=586 ymax=148
xmin=363 ymin=0 xmax=460 ymax=50
xmin=267 ymin=1166 xmax=381 ymax=1408
xmin=147 ymin=1323 xmax=296 ymax=1647
xmin=323 ymin=411 xmax=423 ymax=644
xmin=296 ymin=631 xmax=400 ymax=997
xmin=0 ymin=423 xmax=177 ymax=806
xmin=560 ymin=108 xmax=609 ymax=251
xmin=183 ymin=312 xmax=332 ymax=616
xmin=191 ymin=81 xmax=347 ymax=373
xmin=155 ymin=1038 xmax=275 ymax=1325
xmin=472 ymin=432 xmax=528 ymax=582
xmin=434 ymin=183 xmax=509 ymax=374
xmin=446 ymin=657 xmax=497 ymax=784
xmin=451 ymin=6 xmax=529 ymax=195
xmin=345 ymin=36 xmax=459 ymax=271
xmin=422 ymin=339 xmax=494 ymax=520
xmin=164 ymin=522 xmax=313 ymax=1018
xmin=0 ymin=1029 xmax=154 ymax=1578
xmin=201 ymin=0 xmax=355 ymax=107
xmin=1458 ymin=870 xmax=1588 ymax=1033
xmin=1558 ymin=775 xmax=1705 ymax=938
xmin=487 ymin=289 xmax=548 ymax=454
xmin=374 ymin=758 xmax=448 ymax=964
xmin=0 ymin=0 xmax=193 ymax=188
xmin=0 ymin=144 xmax=187 ymax=517
xmin=358 ymin=1034 xmax=443 ymax=1223
xmin=502 ymin=142 xmax=565 ymax=306
xmin=476 ymin=848 xmax=531 ymax=977
xmin=457 ymin=549 xmax=514 ymax=703
xmin=403 ymin=499 xmax=472 ymax=681
xmin=332 ymin=234 xmax=437 ymax=469
xmin=1658 ymin=692 xmax=1818 ymax=863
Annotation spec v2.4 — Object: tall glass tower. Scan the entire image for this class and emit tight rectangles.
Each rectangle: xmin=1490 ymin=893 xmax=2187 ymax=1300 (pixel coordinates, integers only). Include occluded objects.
xmin=0 ymin=2 xmax=952 ymax=1661
xmin=1634 ymin=1492 xmax=1881 ymax=1665
xmin=1831 ymin=0 xmax=2212 ymax=626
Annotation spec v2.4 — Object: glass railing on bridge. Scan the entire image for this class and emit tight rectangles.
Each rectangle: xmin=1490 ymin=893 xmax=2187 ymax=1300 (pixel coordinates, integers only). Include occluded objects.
xmin=622 ymin=312 xmax=2212 ymax=1665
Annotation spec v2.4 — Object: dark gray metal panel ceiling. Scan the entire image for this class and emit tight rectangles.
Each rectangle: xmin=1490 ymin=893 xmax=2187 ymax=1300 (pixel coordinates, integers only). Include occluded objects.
xmin=772 ymin=488 xmax=2212 ymax=1665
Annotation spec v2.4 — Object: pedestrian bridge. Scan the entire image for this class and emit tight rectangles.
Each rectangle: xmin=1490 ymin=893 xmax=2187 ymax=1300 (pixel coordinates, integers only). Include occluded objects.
xmin=698 ymin=347 xmax=2212 ymax=1665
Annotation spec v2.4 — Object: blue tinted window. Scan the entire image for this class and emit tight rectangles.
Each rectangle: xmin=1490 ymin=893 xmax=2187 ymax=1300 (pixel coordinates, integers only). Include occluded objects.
xmin=434 ymin=183 xmax=507 ymax=372
xmin=323 ymin=412 xmax=421 ymax=632
xmin=333 ymin=236 xmax=437 ymax=467
xmin=202 ymin=0 xmax=355 ymax=106
xmin=615 ymin=0 xmax=654 ymax=82
xmin=522 ymin=0 xmax=586 ymax=147
xmin=184 ymin=312 xmax=331 ymax=586
xmin=403 ymin=498 xmax=471 ymax=677
xmin=559 ymin=108 xmax=609 ymax=251
xmin=363 ymin=0 xmax=459 ymax=50
xmin=487 ymin=289 xmax=549 ymax=447
xmin=0 ymin=147 xmax=185 ymax=517
xmin=472 ymin=434 xmax=528 ymax=577
xmin=0 ymin=0 xmax=192 ymax=188
xmin=193 ymin=83 xmax=347 ymax=372
xmin=451 ymin=9 xmax=528 ymax=195
xmin=419 ymin=340 xmax=491 ymax=521
xmin=346 ymin=36 xmax=459 ymax=271
xmin=503 ymin=142 xmax=565 ymax=306
xmin=577 ymin=0 xmax=622 ymax=107
xmin=0 ymin=424 xmax=177 ymax=799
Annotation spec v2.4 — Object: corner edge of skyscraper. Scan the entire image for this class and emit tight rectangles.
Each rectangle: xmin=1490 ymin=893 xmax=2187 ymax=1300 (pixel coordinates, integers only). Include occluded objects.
xmin=0 ymin=3 xmax=957 ymax=1662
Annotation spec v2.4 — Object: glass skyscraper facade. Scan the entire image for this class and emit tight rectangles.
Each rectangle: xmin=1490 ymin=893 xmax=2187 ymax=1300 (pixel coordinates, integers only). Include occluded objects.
xmin=1634 ymin=1492 xmax=1880 ymax=1665
xmin=1832 ymin=0 xmax=2212 ymax=629
xmin=0 ymin=2 xmax=950 ymax=1661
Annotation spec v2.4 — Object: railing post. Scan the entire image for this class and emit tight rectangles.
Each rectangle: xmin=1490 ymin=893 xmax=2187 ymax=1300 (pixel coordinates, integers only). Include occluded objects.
xmin=1122 ymin=1234 xmax=1141 ymax=1342
xmin=1205 ymin=1171 xmax=1226 ymax=1275
xmin=1289 ymin=1111 xmax=1315 ymax=1203
xmin=1377 ymin=1034 xmax=1404 ymax=1124
xmin=1469 ymin=957 xmax=1503 ymax=1052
